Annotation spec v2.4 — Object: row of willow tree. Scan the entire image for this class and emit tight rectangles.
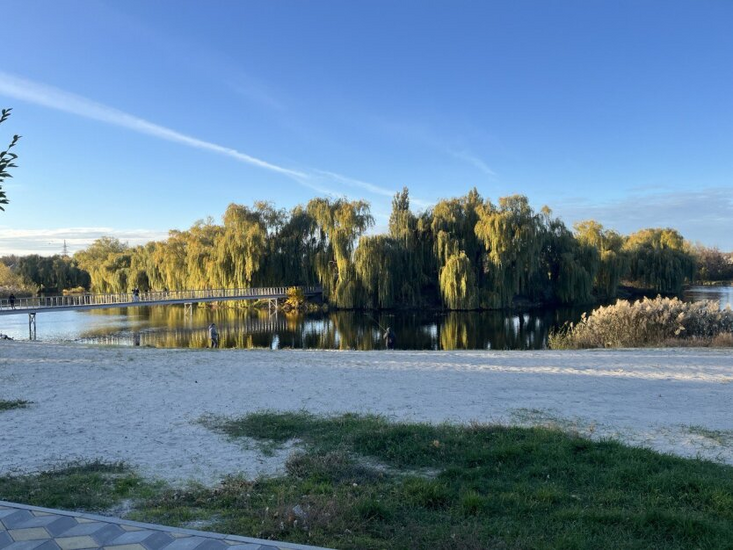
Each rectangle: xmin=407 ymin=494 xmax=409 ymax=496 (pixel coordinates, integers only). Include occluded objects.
xmin=69 ymin=189 xmax=697 ymax=310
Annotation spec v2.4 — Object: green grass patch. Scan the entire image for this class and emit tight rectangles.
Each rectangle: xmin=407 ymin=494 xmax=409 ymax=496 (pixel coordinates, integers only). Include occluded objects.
xmin=5 ymin=416 xmax=733 ymax=549
xmin=0 ymin=399 xmax=31 ymax=411
xmin=174 ymin=412 xmax=733 ymax=549
xmin=0 ymin=460 xmax=159 ymax=511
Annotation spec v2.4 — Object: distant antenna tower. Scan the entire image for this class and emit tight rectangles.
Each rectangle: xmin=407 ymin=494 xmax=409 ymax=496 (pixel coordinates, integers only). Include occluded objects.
xmin=62 ymin=239 xmax=69 ymax=257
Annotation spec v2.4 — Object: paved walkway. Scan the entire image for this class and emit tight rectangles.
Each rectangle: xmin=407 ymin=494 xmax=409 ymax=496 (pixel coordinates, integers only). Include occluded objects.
xmin=0 ymin=502 xmax=331 ymax=550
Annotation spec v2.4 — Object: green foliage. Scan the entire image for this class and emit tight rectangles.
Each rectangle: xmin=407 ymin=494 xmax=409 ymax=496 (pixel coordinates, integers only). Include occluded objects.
xmin=574 ymin=220 xmax=628 ymax=299
xmin=308 ymin=197 xmax=374 ymax=308
xmin=17 ymin=254 xmax=91 ymax=293
xmin=74 ymin=237 xmax=130 ymax=293
xmin=623 ymin=228 xmax=696 ymax=294
xmin=693 ymin=245 xmax=733 ymax=283
xmin=0 ymin=108 xmax=21 ymax=211
xmin=70 ymin=190 xmax=700 ymax=311
xmin=284 ymin=286 xmax=306 ymax=310
xmin=0 ymin=262 xmax=26 ymax=292
xmin=438 ymin=251 xmax=478 ymax=309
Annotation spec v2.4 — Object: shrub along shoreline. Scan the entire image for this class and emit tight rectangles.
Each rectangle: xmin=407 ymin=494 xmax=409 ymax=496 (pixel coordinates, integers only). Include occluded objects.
xmin=549 ymin=296 xmax=733 ymax=349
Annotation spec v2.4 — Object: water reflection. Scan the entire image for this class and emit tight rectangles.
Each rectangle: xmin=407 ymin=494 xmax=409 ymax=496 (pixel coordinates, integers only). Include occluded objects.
xmin=683 ymin=285 xmax=733 ymax=310
xmin=1 ymin=285 xmax=728 ymax=350
xmin=69 ymin=305 xmax=589 ymax=350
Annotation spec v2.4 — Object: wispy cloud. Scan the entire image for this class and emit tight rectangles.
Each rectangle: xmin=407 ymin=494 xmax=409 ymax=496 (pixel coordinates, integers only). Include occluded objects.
xmin=314 ymin=170 xmax=395 ymax=198
xmin=0 ymin=227 xmax=169 ymax=256
xmin=449 ymin=150 xmax=497 ymax=178
xmin=0 ymin=71 xmax=308 ymax=180
xmin=0 ymin=72 xmax=435 ymax=209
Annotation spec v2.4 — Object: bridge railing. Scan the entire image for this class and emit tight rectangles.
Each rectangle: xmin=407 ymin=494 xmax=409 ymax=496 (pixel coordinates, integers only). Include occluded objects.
xmin=0 ymin=285 xmax=322 ymax=312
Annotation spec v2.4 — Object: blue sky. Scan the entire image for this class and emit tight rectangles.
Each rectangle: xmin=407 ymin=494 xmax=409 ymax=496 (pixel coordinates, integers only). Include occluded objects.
xmin=1 ymin=0 xmax=731 ymax=255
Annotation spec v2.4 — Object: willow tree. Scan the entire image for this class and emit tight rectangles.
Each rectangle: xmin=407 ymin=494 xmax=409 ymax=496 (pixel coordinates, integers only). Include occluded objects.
xmin=307 ymin=197 xmax=373 ymax=308
xmin=214 ymin=204 xmax=267 ymax=288
xmin=475 ymin=195 xmax=544 ymax=308
xmin=270 ymin=205 xmax=319 ymax=286
xmin=574 ymin=220 xmax=627 ymax=299
xmin=540 ymin=211 xmax=598 ymax=304
xmin=623 ymin=228 xmax=695 ymax=294
xmin=386 ymin=187 xmax=435 ymax=306
xmin=354 ymin=235 xmax=399 ymax=309
xmin=438 ymin=250 xmax=478 ymax=309
xmin=154 ymin=230 xmax=189 ymax=290
xmin=431 ymin=188 xmax=483 ymax=309
xmin=75 ymin=237 xmax=131 ymax=293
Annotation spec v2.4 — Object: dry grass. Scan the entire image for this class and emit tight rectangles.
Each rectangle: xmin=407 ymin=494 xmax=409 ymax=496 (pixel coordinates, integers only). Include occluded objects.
xmin=549 ymin=296 xmax=733 ymax=349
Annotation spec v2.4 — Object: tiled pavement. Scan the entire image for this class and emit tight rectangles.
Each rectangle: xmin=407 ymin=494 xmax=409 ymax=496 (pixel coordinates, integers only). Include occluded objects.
xmin=0 ymin=502 xmax=333 ymax=550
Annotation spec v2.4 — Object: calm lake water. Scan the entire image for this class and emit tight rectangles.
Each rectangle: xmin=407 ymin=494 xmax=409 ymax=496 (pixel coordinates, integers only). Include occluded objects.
xmin=2 ymin=285 xmax=731 ymax=350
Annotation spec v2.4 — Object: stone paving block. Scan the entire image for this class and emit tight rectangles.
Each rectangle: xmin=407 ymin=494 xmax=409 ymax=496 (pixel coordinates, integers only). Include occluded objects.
xmin=73 ymin=521 xmax=94 ymax=526
xmin=140 ymin=532 xmax=174 ymax=550
xmin=0 ymin=532 xmax=12 ymax=549
xmin=257 ymin=546 xmax=281 ymax=550
xmin=119 ymin=527 xmax=142 ymax=533
xmin=29 ymin=515 xmax=52 ymax=518
xmin=1 ymin=512 xmax=34 ymax=529
xmin=5 ymin=540 xmax=58 ymax=550
xmin=194 ymin=540 xmax=228 ymax=550
xmin=55 ymin=536 xmax=97 ymax=550
xmin=157 ymin=537 xmax=206 ymax=550
xmin=18 ymin=517 xmax=77 ymax=537
xmin=8 ymin=528 xmax=50 ymax=542
xmin=221 ymin=545 xmax=261 ymax=550
xmin=102 ymin=544 xmax=147 ymax=550
xmin=57 ymin=523 xmax=104 ymax=538
xmin=107 ymin=531 xmax=160 ymax=546
xmin=44 ymin=519 xmax=78 ymax=540
xmin=14 ymin=517 xmax=58 ymax=529
xmin=90 ymin=526 xmax=125 ymax=546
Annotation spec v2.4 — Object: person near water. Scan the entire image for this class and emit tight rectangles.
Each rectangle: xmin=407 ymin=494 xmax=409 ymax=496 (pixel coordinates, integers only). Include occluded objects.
xmin=208 ymin=322 xmax=219 ymax=348
xmin=383 ymin=326 xmax=396 ymax=350
xmin=8 ymin=293 xmax=15 ymax=309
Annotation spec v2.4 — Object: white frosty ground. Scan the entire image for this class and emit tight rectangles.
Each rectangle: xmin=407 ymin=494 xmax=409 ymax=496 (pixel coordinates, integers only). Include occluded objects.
xmin=1 ymin=342 xmax=732 ymax=485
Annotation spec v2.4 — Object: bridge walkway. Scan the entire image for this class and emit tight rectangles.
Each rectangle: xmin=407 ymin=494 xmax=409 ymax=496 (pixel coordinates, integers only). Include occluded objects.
xmin=0 ymin=286 xmax=322 ymax=316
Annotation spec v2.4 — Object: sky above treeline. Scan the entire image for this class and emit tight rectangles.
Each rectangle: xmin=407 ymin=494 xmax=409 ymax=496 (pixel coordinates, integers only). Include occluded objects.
xmin=1 ymin=0 xmax=732 ymax=255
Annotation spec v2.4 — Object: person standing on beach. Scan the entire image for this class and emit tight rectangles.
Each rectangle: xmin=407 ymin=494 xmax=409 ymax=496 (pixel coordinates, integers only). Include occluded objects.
xmin=208 ymin=322 xmax=219 ymax=348
xmin=383 ymin=327 xmax=396 ymax=350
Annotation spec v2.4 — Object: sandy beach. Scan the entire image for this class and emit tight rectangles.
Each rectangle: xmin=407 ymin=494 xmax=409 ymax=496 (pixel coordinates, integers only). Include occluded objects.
xmin=1 ymin=341 xmax=732 ymax=485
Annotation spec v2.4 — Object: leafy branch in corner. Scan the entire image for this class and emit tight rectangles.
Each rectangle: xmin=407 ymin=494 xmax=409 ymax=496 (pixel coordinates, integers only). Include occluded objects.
xmin=0 ymin=108 xmax=21 ymax=211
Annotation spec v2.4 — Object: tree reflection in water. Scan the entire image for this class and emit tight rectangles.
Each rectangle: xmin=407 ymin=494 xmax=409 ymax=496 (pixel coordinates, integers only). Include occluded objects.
xmin=77 ymin=304 xmax=590 ymax=350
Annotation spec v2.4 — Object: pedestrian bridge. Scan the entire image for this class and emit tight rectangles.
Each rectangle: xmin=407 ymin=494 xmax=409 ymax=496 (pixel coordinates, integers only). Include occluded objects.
xmin=0 ymin=286 xmax=323 ymax=337
xmin=0 ymin=286 xmax=323 ymax=315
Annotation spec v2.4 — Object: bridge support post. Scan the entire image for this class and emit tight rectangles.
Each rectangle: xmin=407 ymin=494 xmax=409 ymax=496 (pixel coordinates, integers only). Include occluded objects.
xmin=184 ymin=303 xmax=193 ymax=318
xmin=28 ymin=312 xmax=37 ymax=340
xmin=268 ymin=298 xmax=278 ymax=316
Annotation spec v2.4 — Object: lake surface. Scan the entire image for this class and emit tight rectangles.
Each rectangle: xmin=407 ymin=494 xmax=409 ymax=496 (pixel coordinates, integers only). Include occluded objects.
xmin=1 ymin=285 xmax=731 ymax=350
